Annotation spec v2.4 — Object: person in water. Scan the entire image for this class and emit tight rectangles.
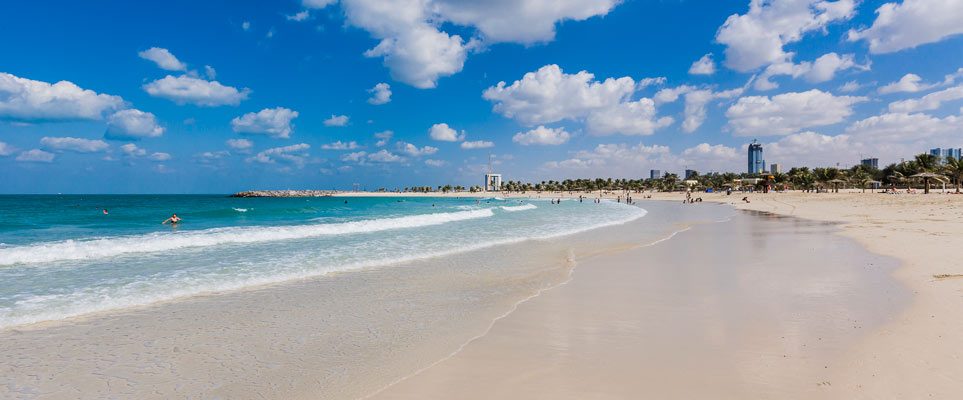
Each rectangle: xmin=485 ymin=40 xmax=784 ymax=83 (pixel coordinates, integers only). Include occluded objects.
xmin=162 ymin=214 xmax=182 ymax=225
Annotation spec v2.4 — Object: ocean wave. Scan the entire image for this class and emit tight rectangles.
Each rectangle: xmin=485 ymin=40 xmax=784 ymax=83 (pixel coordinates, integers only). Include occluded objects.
xmin=500 ymin=204 xmax=537 ymax=212
xmin=233 ymin=207 xmax=249 ymax=212
xmin=0 ymin=209 xmax=495 ymax=266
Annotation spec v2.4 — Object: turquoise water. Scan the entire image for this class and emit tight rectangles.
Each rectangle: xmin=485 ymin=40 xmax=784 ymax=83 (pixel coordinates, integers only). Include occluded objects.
xmin=0 ymin=195 xmax=646 ymax=328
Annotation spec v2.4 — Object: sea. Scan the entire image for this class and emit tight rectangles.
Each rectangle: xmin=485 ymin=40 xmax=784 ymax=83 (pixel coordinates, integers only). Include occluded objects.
xmin=0 ymin=195 xmax=646 ymax=329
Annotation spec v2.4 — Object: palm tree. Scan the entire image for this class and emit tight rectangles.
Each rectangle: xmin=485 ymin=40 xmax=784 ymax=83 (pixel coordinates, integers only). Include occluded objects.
xmin=943 ymin=157 xmax=963 ymax=193
xmin=913 ymin=153 xmax=942 ymax=194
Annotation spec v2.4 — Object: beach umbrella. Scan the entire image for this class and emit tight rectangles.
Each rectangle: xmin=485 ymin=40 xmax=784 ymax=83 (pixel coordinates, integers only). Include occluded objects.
xmin=909 ymin=172 xmax=948 ymax=194
xmin=826 ymin=178 xmax=846 ymax=193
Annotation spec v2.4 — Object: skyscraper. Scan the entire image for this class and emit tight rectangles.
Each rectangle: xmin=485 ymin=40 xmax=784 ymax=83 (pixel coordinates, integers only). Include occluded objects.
xmin=649 ymin=169 xmax=662 ymax=179
xmin=860 ymin=158 xmax=879 ymax=169
xmin=769 ymin=163 xmax=781 ymax=174
xmin=747 ymin=140 xmax=765 ymax=174
xmin=685 ymin=169 xmax=698 ymax=179
xmin=930 ymin=148 xmax=962 ymax=163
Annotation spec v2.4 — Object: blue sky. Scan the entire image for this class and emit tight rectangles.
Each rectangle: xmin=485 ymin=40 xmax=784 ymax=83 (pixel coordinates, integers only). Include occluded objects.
xmin=1 ymin=0 xmax=961 ymax=193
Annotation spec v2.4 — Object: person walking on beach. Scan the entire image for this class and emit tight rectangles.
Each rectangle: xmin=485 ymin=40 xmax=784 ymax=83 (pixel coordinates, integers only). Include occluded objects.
xmin=162 ymin=214 xmax=181 ymax=225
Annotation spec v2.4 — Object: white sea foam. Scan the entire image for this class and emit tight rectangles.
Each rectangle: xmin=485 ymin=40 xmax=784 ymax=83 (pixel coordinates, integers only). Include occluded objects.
xmin=500 ymin=204 xmax=537 ymax=212
xmin=0 ymin=209 xmax=495 ymax=266
xmin=233 ymin=207 xmax=249 ymax=212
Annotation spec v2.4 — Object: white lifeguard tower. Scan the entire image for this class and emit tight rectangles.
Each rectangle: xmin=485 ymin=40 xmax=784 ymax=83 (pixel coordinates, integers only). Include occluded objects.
xmin=484 ymin=154 xmax=502 ymax=191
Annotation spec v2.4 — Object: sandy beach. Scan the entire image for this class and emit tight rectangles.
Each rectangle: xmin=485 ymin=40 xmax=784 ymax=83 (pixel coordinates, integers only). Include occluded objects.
xmin=2 ymin=191 xmax=961 ymax=399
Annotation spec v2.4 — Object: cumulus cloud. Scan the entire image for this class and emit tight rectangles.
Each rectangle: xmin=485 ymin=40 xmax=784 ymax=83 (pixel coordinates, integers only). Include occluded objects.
xmin=483 ymin=64 xmax=636 ymax=125
xmin=0 ymin=72 xmax=124 ymax=121
xmin=303 ymin=0 xmax=337 ymax=9
xmin=287 ymin=10 xmax=310 ymax=21
xmin=460 ymin=140 xmax=494 ymax=149
xmin=753 ymin=52 xmax=867 ymax=91
xmin=367 ymin=82 xmax=392 ymax=105
xmin=138 ymin=47 xmax=187 ymax=71
xmin=878 ymin=73 xmax=937 ymax=94
xmin=226 ymin=138 xmax=253 ymax=151
xmin=397 ymin=142 xmax=438 ymax=156
xmin=424 ymin=159 xmax=446 ymax=167
xmin=888 ymin=85 xmax=963 ymax=113
xmin=428 ymin=123 xmax=465 ymax=141
xmin=248 ymin=143 xmax=311 ymax=167
xmin=716 ymin=0 xmax=856 ymax=72
xmin=105 ymin=109 xmax=165 ymax=139
xmin=323 ymin=114 xmax=349 ymax=127
xmin=40 ymin=137 xmax=109 ymax=153
xmin=542 ymin=143 xmax=672 ymax=175
xmin=321 ymin=141 xmax=361 ymax=150
xmin=725 ymin=89 xmax=867 ymax=136
xmin=231 ymin=107 xmax=299 ymax=138
xmin=846 ymin=110 xmax=963 ymax=143
xmin=586 ymin=98 xmax=674 ymax=136
xmin=149 ymin=152 xmax=171 ymax=161
xmin=120 ymin=143 xmax=147 ymax=157
xmin=341 ymin=0 xmax=619 ymax=88
xmin=689 ymin=53 xmax=716 ymax=75
xmin=681 ymin=143 xmax=739 ymax=159
xmin=367 ymin=149 xmax=405 ymax=162
xmin=512 ymin=125 xmax=571 ymax=145
xmin=143 ymin=75 xmax=250 ymax=106
xmin=0 ymin=141 xmax=14 ymax=156
xmin=654 ymin=85 xmax=744 ymax=133
xmin=765 ymin=131 xmax=860 ymax=167
xmin=374 ymin=130 xmax=394 ymax=146
xmin=847 ymin=0 xmax=963 ymax=54
xmin=16 ymin=149 xmax=55 ymax=163
xmin=341 ymin=151 xmax=367 ymax=163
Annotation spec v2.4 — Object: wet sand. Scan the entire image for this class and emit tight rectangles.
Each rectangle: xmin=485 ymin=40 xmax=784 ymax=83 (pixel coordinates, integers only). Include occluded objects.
xmin=373 ymin=206 xmax=906 ymax=399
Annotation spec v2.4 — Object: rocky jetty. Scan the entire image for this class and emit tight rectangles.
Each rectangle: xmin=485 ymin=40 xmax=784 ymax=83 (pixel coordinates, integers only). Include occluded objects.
xmin=231 ymin=190 xmax=335 ymax=198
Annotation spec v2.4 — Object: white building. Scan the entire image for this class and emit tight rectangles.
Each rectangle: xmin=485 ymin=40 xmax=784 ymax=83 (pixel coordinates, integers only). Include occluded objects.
xmin=484 ymin=173 xmax=502 ymax=191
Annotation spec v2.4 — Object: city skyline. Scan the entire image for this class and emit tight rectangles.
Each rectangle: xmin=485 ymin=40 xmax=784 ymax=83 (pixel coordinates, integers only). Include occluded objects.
xmin=1 ymin=0 xmax=962 ymax=193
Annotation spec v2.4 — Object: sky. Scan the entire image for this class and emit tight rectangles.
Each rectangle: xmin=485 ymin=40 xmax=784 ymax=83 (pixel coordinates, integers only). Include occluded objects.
xmin=0 ymin=0 xmax=962 ymax=193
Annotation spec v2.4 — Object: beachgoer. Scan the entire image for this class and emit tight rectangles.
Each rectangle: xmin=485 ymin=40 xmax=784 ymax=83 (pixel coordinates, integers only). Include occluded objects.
xmin=162 ymin=214 xmax=181 ymax=225
xmin=102 ymin=209 xmax=108 ymax=215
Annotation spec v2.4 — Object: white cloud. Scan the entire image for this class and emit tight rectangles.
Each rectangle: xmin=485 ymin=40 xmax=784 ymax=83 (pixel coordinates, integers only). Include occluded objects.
xmin=542 ymin=143 xmax=672 ymax=175
xmin=321 ymin=141 xmax=361 ymax=150
xmin=231 ymin=107 xmax=299 ymax=138
xmin=681 ymin=88 xmax=744 ymax=133
xmin=0 ymin=141 xmax=14 ymax=156
xmin=367 ymin=149 xmax=405 ymax=162
xmin=241 ymin=21 xmax=251 ymax=31
xmin=341 ymin=0 xmax=619 ymax=88
xmin=303 ymin=0 xmax=336 ymax=9
xmin=16 ymin=149 xmax=54 ymax=163
xmin=638 ymin=77 xmax=667 ymax=88
xmin=397 ymin=142 xmax=439 ymax=156
xmin=428 ymin=123 xmax=465 ymax=141
xmin=105 ymin=109 xmax=165 ymax=139
xmin=512 ymin=125 xmax=571 ymax=145
xmin=143 ymin=75 xmax=250 ymax=106
xmin=681 ymin=143 xmax=739 ymax=159
xmin=248 ymin=143 xmax=311 ymax=167
xmin=716 ymin=0 xmax=856 ymax=72
xmin=461 ymin=140 xmax=494 ymax=149
xmin=367 ymin=82 xmax=392 ymax=105
xmin=585 ymin=98 xmax=674 ymax=136
xmin=149 ymin=152 xmax=171 ymax=161
xmin=40 ymin=137 xmax=109 ymax=153
xmin=287 ymin=10 xmax=310 ymax=21
xmin=838 ymin=80 xmax=866 ymax=92
xmin=204 ymin=65 xmax=217 ymax=80
xmin=137 ymin=47 xmax=187 ymax=71
xmin=0 ymin=72 xmax=124 ymax=121
xmin=424 ymin=159 xmax=446 ymax=167
xmin=196 ymin=150 xmax=230 ymax=164
xmin=765 ymin=131 xmax=860 ymax=167
xmin=754 ymin=53 xmax=866 ymax=91
xmin=483 ymin=64 xmax=636 ymax=125
xmin=374 ymin=129 xmax=394 ymax=146
xmin=323 ymin=114 xmax=349 ymax=127
xmin=878 ymin=73 xmax=937 ymax=94
xmin=846 ymin=110 xmax=963 ymax=143
xmin=226 ymin=138 xmax=253 ymax=151
xmin=689 ymin=53 xmax=716 ymax=75
xmin=120 ymin=143 xmax=147 ymax=157
xmin=847 ymin=0 xmax=963 ymax=54
xmin=888 ymin=85 xmax=963 ymax=112
xmin=725 ymin=89 xmax=867 ymax=136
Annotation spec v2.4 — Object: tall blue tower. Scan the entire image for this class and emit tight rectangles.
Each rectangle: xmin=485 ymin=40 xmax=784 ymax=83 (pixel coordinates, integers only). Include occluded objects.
xmin=747 ymin=140 xmax=765 ymax=174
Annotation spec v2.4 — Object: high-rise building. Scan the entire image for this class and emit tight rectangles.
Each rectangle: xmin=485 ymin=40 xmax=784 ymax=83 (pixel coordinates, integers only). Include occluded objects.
xmin=747 ymin=140 xmax=765 ymax=174
xmin=769 ymin=163 xmax=781 ymax=174
xmin=930 ymin=148 xmax=963 ymax=163
xmin=650 ymin=169 xmax=661 ymax=179
xmin=685 ymin=169 xmax=698 ymax=179
xmin=860 ymin=158 xmax=879 ymax=169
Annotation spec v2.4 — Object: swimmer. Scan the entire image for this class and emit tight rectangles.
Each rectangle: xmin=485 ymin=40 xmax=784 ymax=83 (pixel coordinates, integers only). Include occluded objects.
xmin=162 ymin=213 xmax=182 ymax=225
xmin=102 ymin=209 xmax=109 ymax=215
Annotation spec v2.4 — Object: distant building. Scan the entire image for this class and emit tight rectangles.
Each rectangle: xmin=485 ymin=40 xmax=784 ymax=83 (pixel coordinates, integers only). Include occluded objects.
xmin=650 ymin=169 xmax=662 ymax=179
xmin=931 ymin=148 xmax=962 ymax=163
xmin=484 ymin=173 xmax=502 ymax=191
xmin=747 ymin=140 xmax=765 ymax=174
xmin=860 ymin=158 xmax=879 ymax=169
xmin=769 ymin=163 xmax=781 ymax=174
xmin=685 ymin=169 xmax=698 ymax=179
